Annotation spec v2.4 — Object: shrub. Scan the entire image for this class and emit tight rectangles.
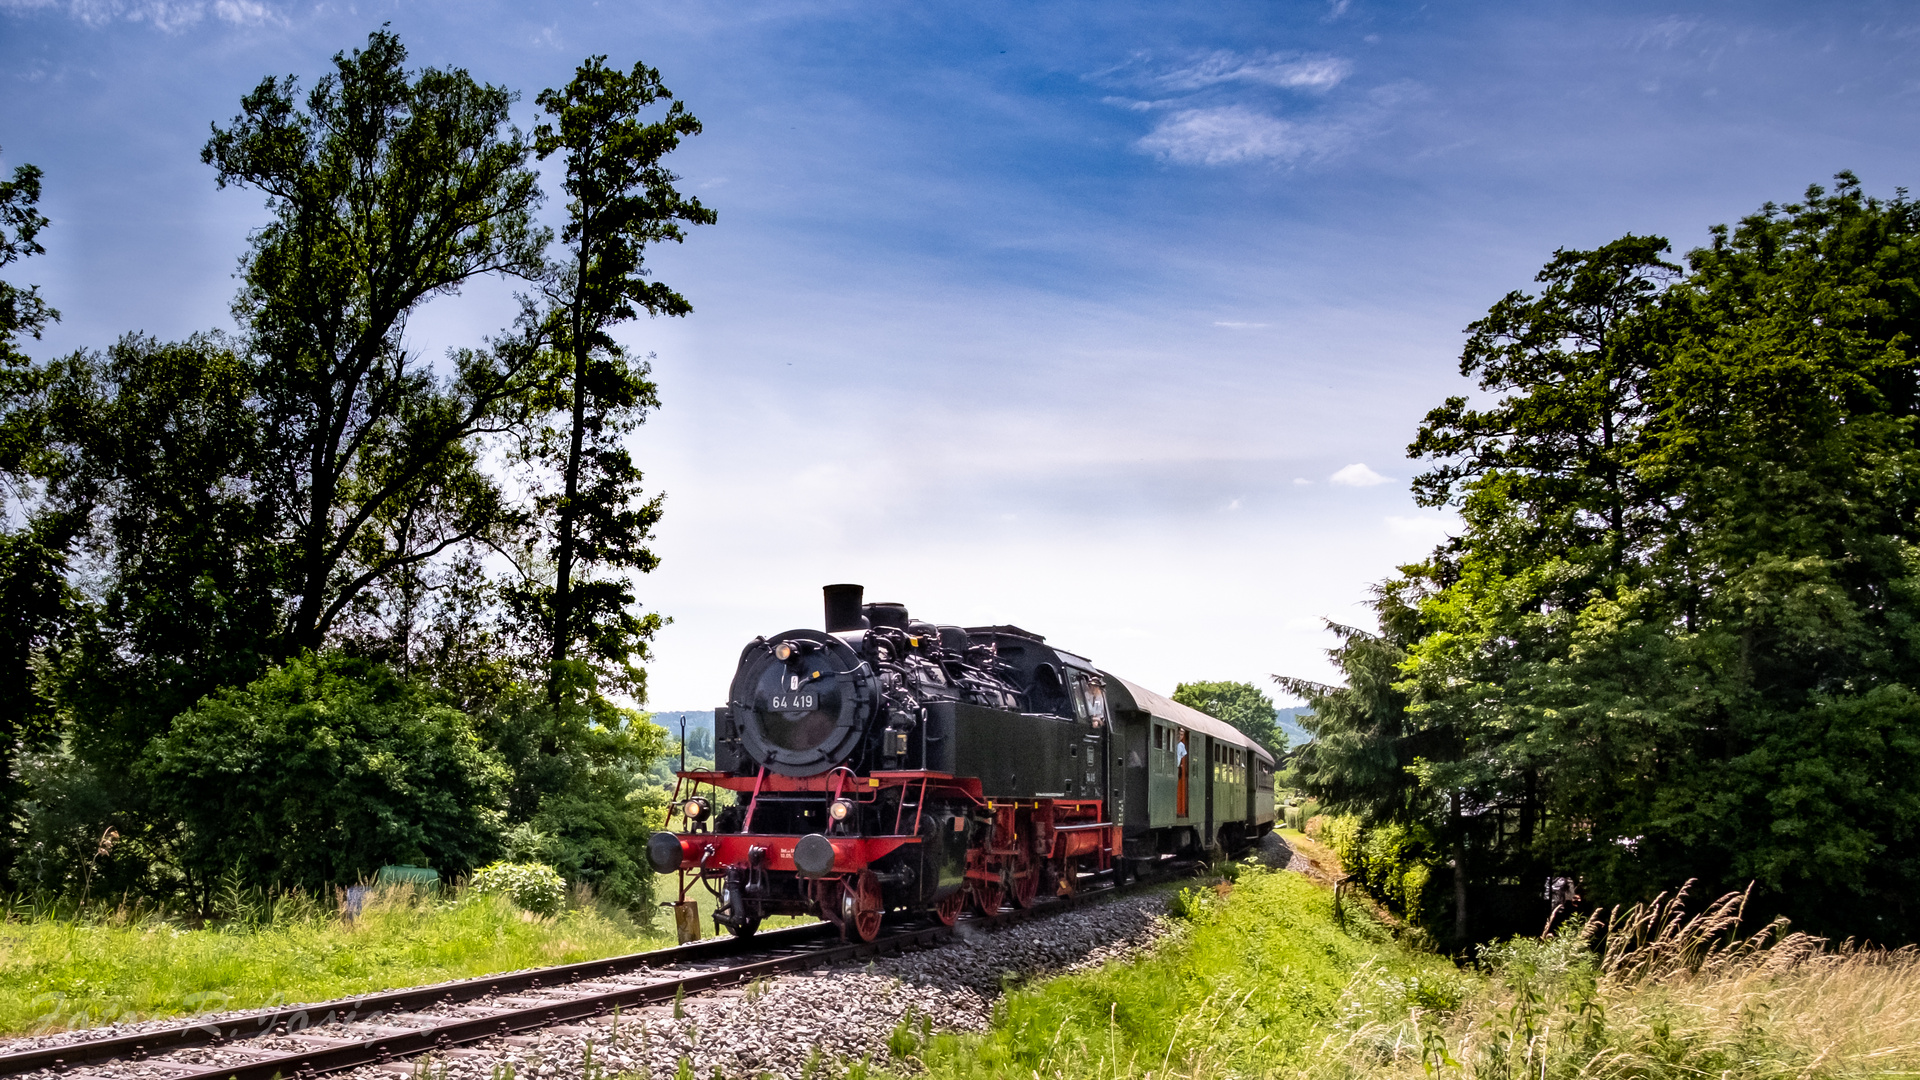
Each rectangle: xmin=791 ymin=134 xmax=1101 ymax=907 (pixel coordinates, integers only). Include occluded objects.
xmin=472 ymin=692 xmax=668 ymax=914
xmin=470 ymin=861 xmax=566 ymax=915
xmin=139 ymin=653 xmax=508 ymax=898
xmin=1318 ymin=814 xmax=1441 ymax=933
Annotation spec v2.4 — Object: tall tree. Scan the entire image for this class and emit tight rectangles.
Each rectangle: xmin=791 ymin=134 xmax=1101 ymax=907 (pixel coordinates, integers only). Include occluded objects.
xmin=202 ymin=30 xmax=552 ymax=655
xmin=526 ymin=57 xmax=714 ymax=703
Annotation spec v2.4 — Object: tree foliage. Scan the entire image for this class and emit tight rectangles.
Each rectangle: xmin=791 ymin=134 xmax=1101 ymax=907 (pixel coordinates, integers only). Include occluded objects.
xmin=1297 ymin=173 xmax=1920 ymax=945
xmin=38 ymin=334 xmax=280 ymax=776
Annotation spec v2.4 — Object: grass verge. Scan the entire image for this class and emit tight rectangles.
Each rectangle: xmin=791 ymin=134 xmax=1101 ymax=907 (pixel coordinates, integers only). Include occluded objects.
xmin=900 ymin=866 xmax=1458 ymax=1079
xmin=0 ymin=889 xmax=671 ymax=1035
xmin=891 ymin=866 xmax=1920 ymax=1080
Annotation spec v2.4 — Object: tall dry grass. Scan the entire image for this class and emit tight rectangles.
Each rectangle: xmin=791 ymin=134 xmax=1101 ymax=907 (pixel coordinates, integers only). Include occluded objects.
xmin=1313 ymin=882 xmax=1920 ymax=1080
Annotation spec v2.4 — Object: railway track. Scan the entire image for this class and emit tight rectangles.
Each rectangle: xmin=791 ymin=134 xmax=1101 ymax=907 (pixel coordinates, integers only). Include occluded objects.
xmin=0 ymin=868 xmax=1187 ymax=1080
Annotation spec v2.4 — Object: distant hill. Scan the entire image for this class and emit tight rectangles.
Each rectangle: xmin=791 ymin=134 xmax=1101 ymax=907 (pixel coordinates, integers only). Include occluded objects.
xmin=649 ymin=709 xmax=713 ymax=733
xmin=1276 ymin=707 xmax=1313 ymax=749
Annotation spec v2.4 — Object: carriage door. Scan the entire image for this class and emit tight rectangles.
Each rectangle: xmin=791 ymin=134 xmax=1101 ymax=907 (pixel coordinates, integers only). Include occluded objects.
xmin=1203 ymin=738 xmax=1215 ymax=847
xmin=1175 ymin=728 xmax=1189 ymax=818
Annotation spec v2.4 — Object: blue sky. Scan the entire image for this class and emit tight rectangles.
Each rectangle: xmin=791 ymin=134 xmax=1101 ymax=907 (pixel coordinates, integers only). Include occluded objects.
xmin=5 ymin=0 xmax=1919 ymax=710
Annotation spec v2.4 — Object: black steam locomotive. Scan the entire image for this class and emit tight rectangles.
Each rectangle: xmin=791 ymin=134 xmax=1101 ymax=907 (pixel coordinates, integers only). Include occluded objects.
xmin=647 ymin=584 xmax=1276 ymax=941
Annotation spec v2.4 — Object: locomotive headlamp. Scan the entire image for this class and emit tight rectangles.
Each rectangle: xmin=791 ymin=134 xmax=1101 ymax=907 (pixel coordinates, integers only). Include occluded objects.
xmin=682 ymin=796 xmax=711 ymax=822
xmin=773 ymin=641 xmax=795 ymax=661
xmin=828 ymin=798 xmax=855 ymax=822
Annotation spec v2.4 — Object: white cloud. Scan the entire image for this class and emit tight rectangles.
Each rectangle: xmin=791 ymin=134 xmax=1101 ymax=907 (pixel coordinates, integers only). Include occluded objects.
xmin=211 ymin=0 xmax=270 ymax=23
xmin=1138 ymin=105 xmax=1350 ymax=166
xmin=1293 ymin=477 xmax=1313 ymax=485
xmin=1226 ymin=498 xmax=1243 ymax=511
xmin=1156 ymin=51 xmax=1353 ymax=93
xmin=1213 ymin=320 xmax=1268 ymax=329
xmin=0 ymin=0 xmax=278 ymax=27
xmin=1385 ymin=514 xmax=1453 ymax=543
xmin=1330 ymin=463 xmax=1389 ymax=486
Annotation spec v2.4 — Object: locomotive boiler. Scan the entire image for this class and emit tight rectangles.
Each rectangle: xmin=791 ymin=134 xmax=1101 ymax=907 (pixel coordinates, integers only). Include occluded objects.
xmin=647 ymin=584 xmax=1276 ymax=941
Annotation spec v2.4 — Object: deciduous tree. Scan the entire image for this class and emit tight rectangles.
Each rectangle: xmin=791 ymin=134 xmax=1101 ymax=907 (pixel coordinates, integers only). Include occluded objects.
xmin=202 ymin=29 xmax=552 ymax=655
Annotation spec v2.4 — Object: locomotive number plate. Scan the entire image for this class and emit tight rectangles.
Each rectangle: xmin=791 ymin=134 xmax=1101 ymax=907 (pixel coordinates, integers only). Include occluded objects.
xmin=768 ymin=693 xmax=818 ymax=712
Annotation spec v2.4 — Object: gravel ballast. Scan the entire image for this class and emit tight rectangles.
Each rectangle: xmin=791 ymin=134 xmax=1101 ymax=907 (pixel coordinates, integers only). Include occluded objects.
xmin=353 ymin=891 xmax=1178 ymax=1080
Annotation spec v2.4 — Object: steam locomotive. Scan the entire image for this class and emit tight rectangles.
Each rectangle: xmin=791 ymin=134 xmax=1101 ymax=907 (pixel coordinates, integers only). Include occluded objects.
xmin=646 ymin=585 xmax=1276 ymax=941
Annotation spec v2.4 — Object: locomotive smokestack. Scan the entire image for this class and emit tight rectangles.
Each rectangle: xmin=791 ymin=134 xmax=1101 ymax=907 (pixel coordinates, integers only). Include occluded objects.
xmin=823 ymin=584 xmax=869 ymax=632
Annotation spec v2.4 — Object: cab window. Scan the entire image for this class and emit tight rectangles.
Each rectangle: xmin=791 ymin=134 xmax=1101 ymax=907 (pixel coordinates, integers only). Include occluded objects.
xmin=1067 ymin=675 xmax=1088 ymax=721
xmin=1084 ymin=677 xmax=1108 ymax=725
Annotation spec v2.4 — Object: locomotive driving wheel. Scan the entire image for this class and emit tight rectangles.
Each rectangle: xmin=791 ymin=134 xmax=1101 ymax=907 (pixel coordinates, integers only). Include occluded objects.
xmin=969 ymin=874 xmax=1004 ymax=915
xmin=933 ymin=888 xmax=965 ymax=926
xmin=840 ymin=870 xmax=884 ymax=943
xmin=1008 ymin=863 xmax=1039 ymax=909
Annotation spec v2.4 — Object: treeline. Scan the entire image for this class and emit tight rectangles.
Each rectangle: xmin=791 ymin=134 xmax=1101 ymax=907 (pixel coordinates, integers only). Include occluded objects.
xmin=0 ymin=32 xmax=711 ymax=912
xmin=1287 ymin=174 xmax=1920 ymax=946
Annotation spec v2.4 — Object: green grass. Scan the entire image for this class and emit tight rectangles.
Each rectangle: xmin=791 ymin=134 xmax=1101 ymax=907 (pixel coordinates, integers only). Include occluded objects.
xmin=898 ymin=866 xmax=1459 ymax=1080
xmin=886 ymin=866 xmax=1920 ymax=1080
xmin=0 ymin=889 xmax=674 ymax=1035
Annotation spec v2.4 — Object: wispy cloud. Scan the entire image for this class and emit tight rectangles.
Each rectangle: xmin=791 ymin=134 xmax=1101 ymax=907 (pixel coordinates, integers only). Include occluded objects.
xmin=1154 ymin=51 xmax=1353 ymax=93
xmin=1213 ymin=320 xmax=1268 ymax=329
xmin=1138 ymin=105 xmax=1351 ymax=166
xmin=0 ymin=0 xmax=278 ymax=28
xmin=1636 ymin=16 xmax=1700 ymax=51
xmin=1330 ymin=463 xmax=1390 ymax=487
